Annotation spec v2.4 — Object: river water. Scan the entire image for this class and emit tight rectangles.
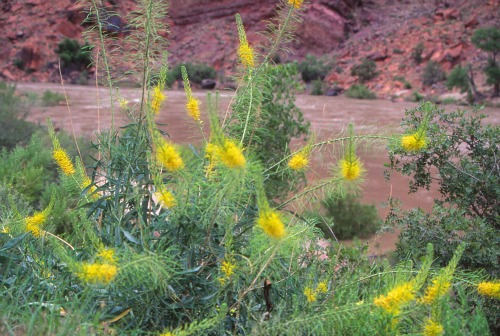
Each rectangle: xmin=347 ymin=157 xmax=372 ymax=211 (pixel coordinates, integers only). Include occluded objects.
xmin=16 ymin=83 xmax=500 ymax=255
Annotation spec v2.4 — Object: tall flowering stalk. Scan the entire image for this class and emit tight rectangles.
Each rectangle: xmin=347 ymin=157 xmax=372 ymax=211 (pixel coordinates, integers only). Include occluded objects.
xmin=288 ymin=144 xmax=312 ymax=171
xmin=236 ymin=14 xmax=255 ymax=68
xmin=339 ymin=124 xmax=363 ymax=181
xmin=288 ymin=0 xmax=305 ymax=9
xmin=181 ymin=66 xmax=201 ymax=122
xmin=24 ymin=197 xmax=54 ymax=238
xmin=48 ymin=120 xmax=76 ymax=176
xmin=151 ymin=84 xmax=166 ymax=116
xmin=401 ymin=104 xmax=430 ymax=152
xmin=155 ymin=137 xmax=184 ymax=172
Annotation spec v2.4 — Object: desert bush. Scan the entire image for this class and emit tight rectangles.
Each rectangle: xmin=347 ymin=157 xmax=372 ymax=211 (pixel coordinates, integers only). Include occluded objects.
xmin=351 ymin=59 xmax=378 ymax=83
xmin=412 ymin=42 xmax=425 ymax=64
xmin=55 ymin=38 xmax=92 ymax=73
xmin=165 ymin=62 xmax=216 ymax=87
xmin=446 ymin=65 xmax=469 ymax=93
xmin=422 ymin=60 xmax=446 ymax=86
xmin=298 ymin=54 xmax=332 ymax=82
xmin=345 ymin=83 xmax=376 ymax=99
xmin=472 ymin=27 xmax=500 ymax=96
xmin=311 ymin=79 xmax=324 ymax=95
xmin=41 ymin=90 xmax=65 ymax=106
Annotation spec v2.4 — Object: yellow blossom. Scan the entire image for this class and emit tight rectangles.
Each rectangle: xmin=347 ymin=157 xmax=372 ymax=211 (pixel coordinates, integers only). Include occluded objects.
xmin=118 ymin=98 xmax=129 ymax=109
xmin=151 ymin=86 xmax=166 ymax=115
xmin=316 ymin=281 xmax=328 ymax=294
xmin=97 ymin=247 xmax=116 ymax=264
xmin=423 ymin=319 xmax=444 ymax=336
xmin=25 ymin=212 xmax=46 ymax=238
xmin=53 ymin=148 xmax=75 ymax=175
xmin=77 ymin=262 xmax=117 ymax=284
xmin=373 ymin=282 xmax=416 ymax=315
xmin=340 ymin=158 xmax=362 ymax=181
xmin=288 ymin=153 xmax=309 ymax=171
xmin=156 ymin=141 xmax=184 ymax=172
xmin=156 ymin=187 xmax=176 ymax=208
xmin=221 ymin=260 xmax=236 ymax=278
xmin=304 ymin=287 xmax=317 ymax=303
xmin=477 ymin=281 xmax=500 ymax=299
xmin=217 ymin=140 xmax=246 ymax=169
xmin=160 ymin=331 xmax=175 ymax=336
xmin=288 ymin=0 xmax=304 ymax=9
xmin=186 ymin=97 xmax=201 ymax=121
xmin=238 ymin=43 xmax=254 ymax=68
xmin=257 ymin=209 xmax=286 ymax=239
xmin=420 ymin=277 xmax=451 ymax=304
xmin=401 ymin=132 xmax=426 ymax=151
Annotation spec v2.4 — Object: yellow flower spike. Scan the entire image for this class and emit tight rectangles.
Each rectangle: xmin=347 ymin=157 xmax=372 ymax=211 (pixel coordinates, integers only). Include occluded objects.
xmin=155 ymin=186 xmax=176 ymax=208
xmin=97 ymin=247 xmax=116 ymax=265
xmin=423 ymin=319 xmax=444 ymax=336
xmin=217 ymin=139 xmax=246 ymax=169
xmin=304 ymin=287 xmax=317 ymax=303
xmin=288 ymin=0 xmax=304 ymax=9
xmin=257 ymin=209 xmax=286 ymax=239
xmin=373 ymin=282 xmax=416 ymax=315
xmin=420 ymin=276 xmax=451 ymax=304
xmin=77 ymin=262 xmax=118 ymax=284
xmin=316 ymin=281 xmax=328 ymax=294
xmin=156 ymin=140 xmax=184 ymax=172
xmin=25 ymin=212 xmax=46 ymax=238
xmin=236 ymin=14 xmax=255 ymax=68
xmin=401 ymin=132 xmax=427 ymax=152
xmin=221 ymin=260 xmax=236 ymax=278
xmin=288 ymin=152 xmax=309 ymax=171
xmin=181 ymin=66 xmax=202 ymax=122
xmin=53 ymin=148 xmax=75 ymax=176
xmin=340 ymin=158 xmax=362 ymax=181
xmin=151 ymin=85 xmax=166 ymax=115
xmin=477 ymin=281 xmax=500 ymax=299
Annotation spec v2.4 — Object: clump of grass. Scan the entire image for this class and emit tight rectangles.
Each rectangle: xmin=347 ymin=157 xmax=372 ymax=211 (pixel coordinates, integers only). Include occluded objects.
xmin=345 ymin=84 xmax=376 ymax=99
xmin=41 ymin=90 xmax=65 ymax=106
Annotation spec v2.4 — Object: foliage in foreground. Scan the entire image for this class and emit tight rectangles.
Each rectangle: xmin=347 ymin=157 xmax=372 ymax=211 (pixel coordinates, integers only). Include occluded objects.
xmin=1 ymin=1 xmax=499 ymax=335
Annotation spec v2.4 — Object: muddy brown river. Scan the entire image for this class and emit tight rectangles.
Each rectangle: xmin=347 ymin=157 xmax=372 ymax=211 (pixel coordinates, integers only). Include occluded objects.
xmin=16 ymin=82 xmax=500 ymax=255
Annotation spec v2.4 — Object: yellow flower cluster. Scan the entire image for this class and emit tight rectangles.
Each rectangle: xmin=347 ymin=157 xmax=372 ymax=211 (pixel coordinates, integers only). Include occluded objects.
xmin=423 ymin=319 xmax=444 ymax=336
xmin=186 ymin=97 xmax=201 ymax=121
xmin=53 ymin=148 xmax=75 ymax=176
xmin=156 ymin=141 xmax=184 ymax=172
xmin=288 ymin=152 xmax=309 ymax=171
xmin=25 ymin=212 xmax=47 ymax=238
xmin=97 ymin=247 xmax=116 ymax=264
xmin=373 ymin=282 xmax=415 ymax=315
xmin=238 ymin=42 xmax=254 ymax=68
xmin=288 ymin=0 xmax=304 ymax=9
xmin=151 ymin=85 xmax=166 ymax=115
xmin=340 ymin=158 xmax=362 ymax=181
xmin=218 ymin=260 xmax=236 ymax=285
xmin=77 ymin=263 xmax=118 ymax=285
xmin=155 ymin=186 xmax=176 ymax=208
xmin=401 ymin=132 xmax=426 ymax=152
xmin=420 ymin=277 xmax=451 ymax=304
xmin=477 ymin=281 xmax=500 ymax=299
xmin=257 ymin=209 xmax=286 ymax=239
xmin=218 ymin=140 xmax=246 ymax=169
xmin=304 ymin=287 xmax=317 ymax=303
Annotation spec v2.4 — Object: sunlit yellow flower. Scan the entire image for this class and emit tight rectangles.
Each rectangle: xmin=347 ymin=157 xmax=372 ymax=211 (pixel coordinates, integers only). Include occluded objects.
xmin=288 ymin=152 xmax=309 ymax=171
xmin=316 ymin=281 xmax=328 ymax=294
xmin=217 ymin=140 xmax=246 ymax=169
xmin=401 ymin=132 xmax=426 ymax=151
xmin=238 ymin=42 xmax=254 ymax=68
xmin=340 ymin=158 xmax=362 ymax=181
xmin=25 ymin=212 xmax=46 ymax=238
xmin=97 ymin=247 xmax=116 ymax=264
xmin=477 ymin=281 xmax=500 ymax=299
xmin=221 ymin=260 xmax=236 ymax=278
xmin=151 ymin=86 xmax=166 ymax=115
xmin=156 ymin=141 xmax=184 ymax=172
xmin=77 ymin=262 xmax=117 ymax=284
xmin=53 ymin=148 xmax=75 ymax=176
xmin=420 ymin=277 xmax=451 ymax=304
xmin=155 ymin=186 xmax=176 ymax=208
xmin=304 ymin=287 xmax=317 ymax=303
xmin=186 ymin=97 xmax=201 ymax=121
xmin=257 ymin=209 xmax=286 ymax=239
xmin=160 ymin=331 xmax=175 ymax=336
xmin=118 ymin=98 xmax=129 ymax=109
xmin=373 ymin=282 xmax=415 ymax=315
xmin=288 ymin=0 xmax=304 ymax=8
xmin=423 ymin=319 xmax=444 ymax=336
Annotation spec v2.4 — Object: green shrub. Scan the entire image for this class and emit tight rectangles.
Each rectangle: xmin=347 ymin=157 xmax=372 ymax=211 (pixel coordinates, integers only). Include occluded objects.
xmin=0 ymin=82 xmax=38 ymax=150
xmin=166 ymin=62 xmax=216 ymax=87
xmin=318 ymin=192 xmax=381 ymax=240
xmin=311 ymin=79 xmax=324 ymax=95
xmin=351 ymin=59 xmax=378 ymax=83
xmin=422 ymin=61 xmax=446 ymax=86
xmin=472 ymin=27 xmax=500 ymax=96
xmin=446 ymin=65 xmax=469 ymax=92
xmin=298 ymin=54 xmax=332 ymax=82
xmin=345 ymin=84 xmax=376 ymax=99
xmin=412 ymin=42 xmax=425 ymax=64
xmin=41 ymin=90 xmax=65 ymax=107
xmin=55 ymin=38 xmax=92 ymax=73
